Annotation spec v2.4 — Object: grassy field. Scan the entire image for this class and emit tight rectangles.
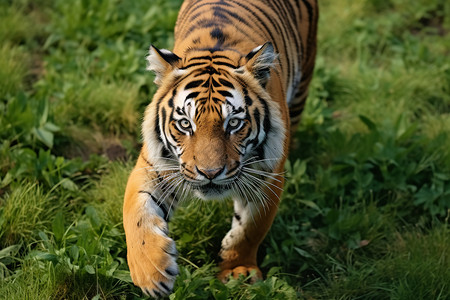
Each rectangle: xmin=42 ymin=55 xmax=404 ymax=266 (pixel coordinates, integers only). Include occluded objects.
xmin=1 ymin=0 xmax=449 ymax=299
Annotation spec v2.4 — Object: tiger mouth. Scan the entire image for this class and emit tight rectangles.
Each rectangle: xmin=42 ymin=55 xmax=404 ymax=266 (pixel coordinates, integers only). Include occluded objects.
xmin=193 ymin=182 xmax=227 ymax=192
xmin=190 ymin=181 xmax=235 ymax=200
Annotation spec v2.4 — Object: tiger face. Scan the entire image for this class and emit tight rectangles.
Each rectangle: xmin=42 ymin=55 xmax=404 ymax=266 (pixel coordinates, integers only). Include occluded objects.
xmin=143 ymin=44 xmax=286 ymax=201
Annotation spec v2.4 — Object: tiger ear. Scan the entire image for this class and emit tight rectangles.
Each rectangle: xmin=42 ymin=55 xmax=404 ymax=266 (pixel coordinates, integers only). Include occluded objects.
xmin=244 ymin=42 xmax=278 ymax=85
xmin=146 ymin=45 xmax=182 ymax=85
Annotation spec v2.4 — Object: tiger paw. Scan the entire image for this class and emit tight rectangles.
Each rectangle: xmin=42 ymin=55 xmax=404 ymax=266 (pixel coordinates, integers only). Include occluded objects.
xmin=127 ymin=228 xmax=179 ymax=298
xmin=218 ymin=265 xmax=263 ymax=283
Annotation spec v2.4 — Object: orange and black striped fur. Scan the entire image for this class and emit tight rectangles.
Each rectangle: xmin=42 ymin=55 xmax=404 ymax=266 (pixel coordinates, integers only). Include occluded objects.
xmin=123 ymin=0 xmax=318 ymax=297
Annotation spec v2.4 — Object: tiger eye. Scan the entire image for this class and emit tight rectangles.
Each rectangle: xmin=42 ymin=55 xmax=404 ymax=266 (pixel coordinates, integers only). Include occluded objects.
xmin=228 ymin=118 xmax=241 ymax=129
xmin=179 ymin=119 xmax=191 ymax=129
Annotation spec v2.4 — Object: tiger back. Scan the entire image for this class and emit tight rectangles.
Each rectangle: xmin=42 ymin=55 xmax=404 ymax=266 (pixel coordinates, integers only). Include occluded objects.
xmin=123 ymin=0 xmax=318 ymax=297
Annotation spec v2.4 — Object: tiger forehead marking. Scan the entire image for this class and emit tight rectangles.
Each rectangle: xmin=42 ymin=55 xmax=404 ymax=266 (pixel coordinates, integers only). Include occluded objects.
xmin=175 ymin=75 xmax=245 ymax=126
xmin=171 ymin=66 xmax=249 ymax=170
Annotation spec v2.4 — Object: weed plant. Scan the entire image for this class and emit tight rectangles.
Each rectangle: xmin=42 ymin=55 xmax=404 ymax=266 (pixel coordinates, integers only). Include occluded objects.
xmin=0 ymin=0 xmax=449 ymax=299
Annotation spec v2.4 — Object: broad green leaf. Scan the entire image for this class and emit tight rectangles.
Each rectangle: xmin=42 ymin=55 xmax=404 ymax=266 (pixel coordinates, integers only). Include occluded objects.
xmin=70 ymin=245 xmax=79 ymax=262
xmin=359 ymin=115 xmax=377 ymax=132
xmin=86 ymin=206 xmax=101 ymax=229
xmin=52 ymin=211 xmax=65 ymax=242
xmin=33 ymin=127 xmax=54 ymax=148
xmin=85 ymin=265 xmax=95 ymax=274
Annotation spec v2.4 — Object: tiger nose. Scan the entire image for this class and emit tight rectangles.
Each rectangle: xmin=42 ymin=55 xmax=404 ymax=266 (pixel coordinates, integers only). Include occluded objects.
xmin=196 ymin=166 xmax=224 ymax=179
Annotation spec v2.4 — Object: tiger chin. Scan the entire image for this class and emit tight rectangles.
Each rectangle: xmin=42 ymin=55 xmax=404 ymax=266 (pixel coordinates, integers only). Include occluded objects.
xmin=123 ymin=0 xmax=318 ymax=297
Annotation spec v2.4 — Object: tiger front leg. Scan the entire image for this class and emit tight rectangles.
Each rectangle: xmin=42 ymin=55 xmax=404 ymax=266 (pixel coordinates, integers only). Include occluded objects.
xmin=218 ymin=175 xmax=283 ymax=282
xmin=123 ymin=156 xmax=179 ymax=298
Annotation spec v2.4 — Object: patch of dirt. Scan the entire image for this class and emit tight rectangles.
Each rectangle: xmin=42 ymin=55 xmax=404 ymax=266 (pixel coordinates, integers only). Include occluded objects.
xmin=55 ymin=126 xmax=139 ymax=162
xmin=104 ymin=142 xmax=128 ymax=161
xmin=25 ymin=52 xmax=45 ymax=88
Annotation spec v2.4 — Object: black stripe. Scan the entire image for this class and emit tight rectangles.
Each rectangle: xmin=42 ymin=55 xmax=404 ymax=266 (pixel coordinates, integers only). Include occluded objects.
xmin=219 ymin=78 xmax=234 ymax=89
xmin=161 ymin=108 xmax=167 ymax=132
xmin=260 ymin=97 xmax=271 ymax=134
xmin=185 ymin=80 xmax=204 ymax=90
xmin=253 ymin=107 xmax=261 ymax=143
xmin=273 ymin=0 xmax=302 ymax=61
xmin=162 ymin=147 xmax=172 ymax=160
xmin=188 ymin=56 xmax=212 ymax=62
xmin=185 ymin=18 xmax=230 ymax=38
xmin=154 ymin=97 xmax=162 ymax=139
xmin=186 ymin=91 xmax=200 ymax=99
xmin=234 ymin=107 xmax=245 ymax=114
xmin=193 ymin=66 xmax=220 ymax=76
xmin=180 ymin=62 xmax=209 ymax=69
xmin=303 ymin=0 xmax=316 ymax=58
xmin=218 ymin=90 xmax=233 ymax=98
xmin=226 ymin=0 xmax=273 ymax=43
xmin=213 ymin=61 xmax=238 ymax=68
xmin=210 ymin=27 xmax=226 ymax=44
xmin=211 ymin=77 xmax=221 ymax=87
xmin=279 ymin=0 xmax=300 ymax=28
xmin=212 ymin=97 xmax=222 ymax=104
xmin=212 ymin=6 xmax=251 ymax=28
xmin=212 ymin=55 xmax=234 ymax=60
xmin=138 ymin=191 xmax=170 ymax=220
xmin=241 ymin=113 xmax=253 ymax=142
xmin=142 ymin=155 xmax=152 ymax=166
xmin=244 ymin=95 xmax=253 ymax=106
xmin=256 ymin=0 xmax=292 ymax=85
xmin=160 ymin=107 xmax=173 ymax=159
xmin=177 ymin=1 xmax=232 ymax=33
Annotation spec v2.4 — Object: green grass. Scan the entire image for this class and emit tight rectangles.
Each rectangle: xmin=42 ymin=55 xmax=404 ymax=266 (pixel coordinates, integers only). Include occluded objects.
xmin=0 ymin=44 xmax=29 ymax=96
xmin=1 ymin=0 xmax=449 ymax=299
xmin=312 ymin=225 xmax=450 ymax=300
xmin=0 ymin=183 xmax=57 ymax=246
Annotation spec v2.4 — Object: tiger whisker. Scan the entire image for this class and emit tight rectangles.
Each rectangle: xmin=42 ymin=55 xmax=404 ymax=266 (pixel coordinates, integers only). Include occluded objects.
xmin=242 ymin=171 xmax=283 ymax=192
xmin=138 ymin=171 xmax=177 ymax=187
xmin=240 ymin=174 xmax=272 ymax=218
xmin=241 ymin=165 xmax=286 ymax=176
xmin=242 ymin=173 xmax=278 ymax=208
xmin=146 ymin=166 xmax=180 ymax=172
xmin=242 ymin=161 xmax=286 ymax=175
xmin=145 ymin=156 xmax=180 ymax=164
xmin=241 ymin=161 xmax=287 ymax=175
xmin=166 ymin=176 xmax=187 ymax=217
xmin=241 ymin=167 xmax=284 ymax=182
xmin=152 ymin=173 xmax=181 ymax=195
xmin=156 ymin=174 xmax=184 ymax=208
xmin=236 ymin=176 xmax=265 ymax=217
xmin=242 ymin=156 xmax=278 ymax=165
xmin=233 ymin=179 xmax=258 ymax=224
xmin=151 ymin=172 xmax=178 ymax=186
xmin=135 ymin=165 xmax=179 ymax=174
xmin=240 ymin=174 xmax=272 ymax=211
xmin=178 ymin=180 xmax=191 ymax=204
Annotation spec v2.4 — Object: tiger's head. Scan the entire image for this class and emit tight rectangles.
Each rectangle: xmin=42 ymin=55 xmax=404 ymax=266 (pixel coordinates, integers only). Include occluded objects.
xmin=143 ymin=43 xmax=287 ymax=201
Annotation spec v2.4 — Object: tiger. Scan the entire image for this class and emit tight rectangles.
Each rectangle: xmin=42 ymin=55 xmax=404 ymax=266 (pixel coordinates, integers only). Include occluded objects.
xmin=123 ymin=0 xmax=318 ymax=297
